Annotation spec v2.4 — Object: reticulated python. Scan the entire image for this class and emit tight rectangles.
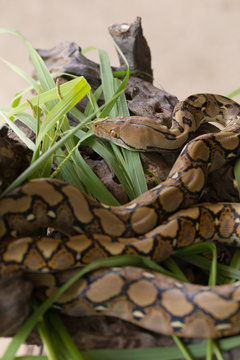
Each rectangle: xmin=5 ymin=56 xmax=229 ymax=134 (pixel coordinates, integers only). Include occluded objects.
xmin=1 ymin=94 xmax=240 ymax=338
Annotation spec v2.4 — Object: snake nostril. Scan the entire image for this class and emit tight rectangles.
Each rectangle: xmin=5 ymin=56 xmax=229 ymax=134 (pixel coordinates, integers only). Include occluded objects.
xmin=154 ymin=102 xmax=163 ymax=113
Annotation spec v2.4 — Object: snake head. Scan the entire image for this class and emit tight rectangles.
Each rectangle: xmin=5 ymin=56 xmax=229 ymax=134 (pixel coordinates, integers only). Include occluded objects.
xmin=92 ymin=118 xmax=120 ymax=140
xmin=92 ymin=117 xmax=137 ymax=150
xmin=92 ymin=116 xmax=158 ymax=151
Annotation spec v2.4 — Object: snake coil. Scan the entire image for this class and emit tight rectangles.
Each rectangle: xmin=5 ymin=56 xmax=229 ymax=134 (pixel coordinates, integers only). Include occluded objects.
xmin=1 ymin=94 xmax=240 ymax=338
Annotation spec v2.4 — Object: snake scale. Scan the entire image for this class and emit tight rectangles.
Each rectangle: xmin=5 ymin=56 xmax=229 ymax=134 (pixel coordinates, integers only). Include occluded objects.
xmin=1 ymin=94 xmax=240 ymax=338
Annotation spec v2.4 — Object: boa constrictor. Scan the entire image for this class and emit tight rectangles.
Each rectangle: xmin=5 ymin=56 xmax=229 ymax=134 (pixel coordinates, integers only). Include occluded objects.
xmin=1 ymin=94 xmax=240 ymax=339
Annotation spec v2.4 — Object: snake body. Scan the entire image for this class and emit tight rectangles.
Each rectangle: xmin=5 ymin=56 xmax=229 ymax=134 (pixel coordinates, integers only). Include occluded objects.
xmin=1 ymin=94 xmax=240 ymax=338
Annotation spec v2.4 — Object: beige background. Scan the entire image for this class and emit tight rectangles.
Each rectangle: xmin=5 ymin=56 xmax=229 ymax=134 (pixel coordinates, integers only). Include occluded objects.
xmin=0 ymin=0 xmax=240 ymax=354
xmin=0 ymin=0 xmax=240 ymax=106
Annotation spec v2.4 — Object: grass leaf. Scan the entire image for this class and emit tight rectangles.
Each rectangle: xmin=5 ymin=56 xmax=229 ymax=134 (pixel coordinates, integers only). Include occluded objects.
xmin=0 ymin=111 xmax=35 ymax=150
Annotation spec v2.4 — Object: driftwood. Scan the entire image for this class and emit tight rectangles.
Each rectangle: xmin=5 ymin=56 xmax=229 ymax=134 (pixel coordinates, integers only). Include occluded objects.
xmin=0 ymin=126 xmax=31 ymax=193
xmin=0 ymin=17 xmax=239 ymax=354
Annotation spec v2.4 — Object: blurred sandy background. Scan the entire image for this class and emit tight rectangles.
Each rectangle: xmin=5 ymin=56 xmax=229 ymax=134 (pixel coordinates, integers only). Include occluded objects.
xmin=0 ymin=0 xmax=240 ymax=106
xmin=0 ymin=0 xmax=240 ymax=355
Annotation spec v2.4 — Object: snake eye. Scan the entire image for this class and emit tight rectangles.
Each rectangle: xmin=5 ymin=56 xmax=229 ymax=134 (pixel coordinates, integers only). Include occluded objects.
xmin=110 ymin=129 xmax=118 ymax=138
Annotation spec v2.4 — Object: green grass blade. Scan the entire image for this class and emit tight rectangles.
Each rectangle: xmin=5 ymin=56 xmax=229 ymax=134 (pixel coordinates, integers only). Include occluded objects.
xmin=16 ymin=112 xmax=37 ymax=134
xmin=112 ymin=77 xmax=147 ymax=196
xmin=173 ymin=336 xmax=194 ymax=360
xmin=122 ymin=149 xmax=148 ymax=196
xmin=98 ymin=48 xmax=129 ymax=119
xmin=0 ymin=56 xmax=39 ymax=90
xmin=81 ymin=46 xmax=96 ymax=55
xmin=54 ymin=149 xmax=86 ymax=192
xmin=84 ymin=85 xmax=102 ymax=117
xmin=223 ymin=248 xmax=240 ymax=284
xmin=174 ymin=242 xmax=217 ymax=286
xmin=206 ymin=339 xmax=213 ymax=360
xmin=11 ymin=87 xmax=33 ymax=108
xmin=229 ymin=248 xmax=240 ymax=270
xmin=15 ymin=357 xmax=47 ymax=360
xmin=47 ymin=311 xmax=84 ymax=360
xmin=35 ymin=316 xmax=59 ymax=360
xmin=0 ymin=111 xmax=35 ymax=150
xmin=228 ymin=88 xmax=240 ymax=98
xmin=69 ymin=148 xmax=120 ymax=205
xmin=212 ymin=340 xmax=225 ymax=360
xmin=34 ymin=77 xmax=90 ymax=149
xmin=52 ymin=124 xmax=120 ymax=205
xmin=70 ymin=106 xmax=85 ymax=122
xmin=83 ymin=137 xmax=135 ymax=199
xmin=162 ymin=257 xmax=188 ymax=282
xmin=174 ymin=252 xmax=240 ymax=283
xmin=0 ymin=28 xmax=55 ymax=93
xmin=234 ymin=158 xmax=240 ymax=197
xmin=98 ymin=49 xmax=116 ymax=118
xmin=6 ymin=76 xmax=83 ymax=118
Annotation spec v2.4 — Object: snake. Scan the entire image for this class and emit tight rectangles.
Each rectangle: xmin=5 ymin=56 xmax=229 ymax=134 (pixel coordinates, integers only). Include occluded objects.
xmin=1 ymin=93 xmax=240 ymax=339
